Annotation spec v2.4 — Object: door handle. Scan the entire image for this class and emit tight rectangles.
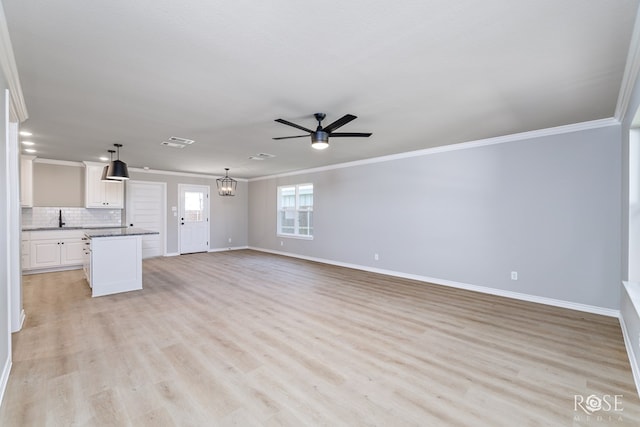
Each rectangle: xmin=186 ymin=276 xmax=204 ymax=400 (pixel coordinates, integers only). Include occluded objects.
xmin=130 ymin=224 xmax=133 ymax=227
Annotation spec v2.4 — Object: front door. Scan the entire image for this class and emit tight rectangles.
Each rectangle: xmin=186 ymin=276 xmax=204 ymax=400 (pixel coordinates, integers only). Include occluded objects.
xmin=178 ymin=184 xmax=210 ymax=254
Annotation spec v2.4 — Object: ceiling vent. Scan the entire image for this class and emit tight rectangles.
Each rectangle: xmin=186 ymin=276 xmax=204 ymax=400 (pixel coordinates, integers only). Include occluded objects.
xmin=169 ymin=136 xmax=195 ymax=145
xmin=249 ymin=152 xmax=276 ymax=160
xmin=161 ymin=141 xmax=187 ymax=148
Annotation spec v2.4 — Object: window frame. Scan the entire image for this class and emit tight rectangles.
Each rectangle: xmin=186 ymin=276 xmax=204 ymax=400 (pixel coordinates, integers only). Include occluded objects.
xmin=277 ymin=183 xmax=314 ymax=240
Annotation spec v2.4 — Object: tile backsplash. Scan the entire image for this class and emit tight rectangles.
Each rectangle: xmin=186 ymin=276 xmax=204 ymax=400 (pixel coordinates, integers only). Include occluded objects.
xmin=22 ymin=207 xmax=122 ymax=229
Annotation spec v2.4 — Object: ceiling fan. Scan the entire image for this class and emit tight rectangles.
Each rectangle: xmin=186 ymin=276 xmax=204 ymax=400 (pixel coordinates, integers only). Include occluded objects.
xmin=273 ymin=113 xmax=372 ymax=150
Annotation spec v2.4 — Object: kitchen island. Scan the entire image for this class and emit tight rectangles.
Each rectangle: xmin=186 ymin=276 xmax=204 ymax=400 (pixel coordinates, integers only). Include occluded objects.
xmin=83 ymin=227 xmax=159 ymax=297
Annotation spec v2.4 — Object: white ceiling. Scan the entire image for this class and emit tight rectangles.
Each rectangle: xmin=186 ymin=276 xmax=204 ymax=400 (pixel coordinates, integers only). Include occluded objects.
xmin=3 ymin=0 xmax=639 ymax=178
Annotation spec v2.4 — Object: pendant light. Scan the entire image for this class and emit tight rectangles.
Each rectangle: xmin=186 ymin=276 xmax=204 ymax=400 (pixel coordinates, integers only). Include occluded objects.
xmin=106 ymin=143 xmax=130 ymax=180
xmin=101 ymin=149 xmax=116 ymax=181
xmin=216 ymin=168 xmax=237 ymax=196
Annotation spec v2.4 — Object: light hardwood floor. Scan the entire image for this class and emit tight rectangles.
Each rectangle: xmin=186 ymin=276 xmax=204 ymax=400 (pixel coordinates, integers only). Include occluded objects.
xmin=1 ymin=250 xmax=639 ymax=426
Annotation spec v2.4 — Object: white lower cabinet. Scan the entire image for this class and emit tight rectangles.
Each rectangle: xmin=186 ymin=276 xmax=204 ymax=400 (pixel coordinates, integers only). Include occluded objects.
xmin=24 ymin=230 xmax=86 ymax=271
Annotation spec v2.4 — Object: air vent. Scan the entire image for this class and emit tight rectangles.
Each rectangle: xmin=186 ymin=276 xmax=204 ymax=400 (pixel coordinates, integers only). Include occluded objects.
xmin=161 ymin=141 xmax=187 ymax=148
xmin=169 ymin=136 xmax=195 ymax=145
xmin=249 ymin=152 xmax=276 ymax=160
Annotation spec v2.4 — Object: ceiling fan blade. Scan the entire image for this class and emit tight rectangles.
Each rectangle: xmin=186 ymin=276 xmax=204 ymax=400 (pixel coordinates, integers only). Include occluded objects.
xmin=274 ymin=118 xmax=313 ymax=134
xmin=328 ymin=132 xmax=372 ymax=138
xmin=323 ymin=114 xmax=357 ymax=133
xmin=273 ymin=135 xmax=309 ymax=140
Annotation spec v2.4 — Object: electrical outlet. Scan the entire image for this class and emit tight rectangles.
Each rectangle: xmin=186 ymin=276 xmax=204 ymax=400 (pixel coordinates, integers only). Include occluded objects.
xmin=228 ymin=237 xmax=232 ymax=243
xmin=511 ymin=271 xmax=518 ymax=280
xmin=280 ymin=241 xmax=284 ymax=246
xmin=374 ymin=253 xmax=379 ymax=261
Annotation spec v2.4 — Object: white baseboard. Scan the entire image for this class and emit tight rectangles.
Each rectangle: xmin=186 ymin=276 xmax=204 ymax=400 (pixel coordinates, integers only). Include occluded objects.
xmin=11 ymin=309 xmax=25 ymax=333
xmin=164 ymin=252 xmax=180 ymax=257
xmin=619 ymin=314 xmax=640 ymax=397
xmin=248 ymin=247 xmax=619 ymax=318
xmin=0 ymin=354 xmax=12 ymax=408
xmin=22 ymin=264 xmax=82 ymax=275
xmin=209 ymin=246 xmax=249 ymax=253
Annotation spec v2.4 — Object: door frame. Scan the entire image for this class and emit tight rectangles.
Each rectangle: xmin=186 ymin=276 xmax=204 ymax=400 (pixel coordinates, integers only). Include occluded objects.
xmin=177 ymin=184 xmax=210 ymax=254
xmin=125 ymin=180 xmax=167 ymax=257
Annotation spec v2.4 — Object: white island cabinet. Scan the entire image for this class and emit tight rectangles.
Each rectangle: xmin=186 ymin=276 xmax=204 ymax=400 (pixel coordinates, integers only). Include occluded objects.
xmin=84 ymin=228 xmax=159 ymax=297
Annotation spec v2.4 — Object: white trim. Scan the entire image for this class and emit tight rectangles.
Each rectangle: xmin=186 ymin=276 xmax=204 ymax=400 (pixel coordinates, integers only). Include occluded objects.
xmin=18 ymin=309 xmax=24 ymax=330
xmin=164 ymin=252 xmax=180 ymax=257
xmin=35 ymin=158 xmax=84 ymax=167
xmin=30 ymin=161 xmax=253 ymax=180
xmin=616 ymin=3 xmax=640 ymax=122
xmin=0 ymin=356 xmax=11 ymax=408
xmin=128 ymin=167 xmax=248 ymax=181
xmin=248 ymin=246 xmax=620 ymax=317
xmin=251 ymin=118 xmax=619 ymax=181
xmin=208 ymin=246 xmax=249 ymax=253
xmin=619 ymin=314 xmax=640 ymax=397
xmin=23 ymin=265 xmax=82 ymax=275
xmin=0 ymin=3 xmax=27 ymax=122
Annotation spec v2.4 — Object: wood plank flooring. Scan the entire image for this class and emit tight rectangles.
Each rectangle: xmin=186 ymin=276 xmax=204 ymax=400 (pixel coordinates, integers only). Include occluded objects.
xmin=1 ymin=249 xmax=640 ymax=426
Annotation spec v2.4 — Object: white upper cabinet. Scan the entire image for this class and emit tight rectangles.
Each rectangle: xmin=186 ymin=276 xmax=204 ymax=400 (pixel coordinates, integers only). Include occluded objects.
xmin=20 ymin=155 xmax=35 ymax=207
xmin=83 ymin=162 xmax=123 ymax=209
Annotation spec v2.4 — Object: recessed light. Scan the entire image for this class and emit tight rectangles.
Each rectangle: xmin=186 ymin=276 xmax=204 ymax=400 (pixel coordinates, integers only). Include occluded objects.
xmin=99 ymin=156 xmax=109 ymax=162
xmin=19 ymin=131 xmax=32 ymax=136
xmin=24 ymin=148 xmax=36 ymax=153
xmin=21 ymin=141 xmax=35 ymax=146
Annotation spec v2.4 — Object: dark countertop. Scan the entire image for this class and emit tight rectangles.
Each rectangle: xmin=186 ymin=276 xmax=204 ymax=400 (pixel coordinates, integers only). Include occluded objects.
xmin=23 ymin=226 xmax=126 ymax=231
xmin=84 ymin=227 xmax=160 ymax=238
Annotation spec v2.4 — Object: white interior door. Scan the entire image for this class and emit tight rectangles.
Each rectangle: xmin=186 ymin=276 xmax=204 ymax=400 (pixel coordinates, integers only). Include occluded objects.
xmin=126 ymin=181 xmax=166 ymax=258
xmin=179 ymin=184 xmax=210 ymax=254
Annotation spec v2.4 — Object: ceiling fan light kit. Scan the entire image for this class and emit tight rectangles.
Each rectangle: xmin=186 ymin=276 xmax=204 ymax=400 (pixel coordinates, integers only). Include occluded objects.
xmin=311 ymin=131 xmax=329 ymax=150
xmin=274 ymin=112 xmax=372 ymax=150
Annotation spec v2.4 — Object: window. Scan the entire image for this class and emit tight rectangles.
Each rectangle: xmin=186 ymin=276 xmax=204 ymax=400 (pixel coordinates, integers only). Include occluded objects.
xmin=277 ymin=184 xmax=313 ymax=238
xmin=183 ymin=191 xmax=204 ymax=222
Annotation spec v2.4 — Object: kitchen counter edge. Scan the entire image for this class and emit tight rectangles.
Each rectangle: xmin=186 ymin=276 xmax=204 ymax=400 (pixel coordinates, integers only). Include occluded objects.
xmin=84 ymin=228 xmax=159 ymax=238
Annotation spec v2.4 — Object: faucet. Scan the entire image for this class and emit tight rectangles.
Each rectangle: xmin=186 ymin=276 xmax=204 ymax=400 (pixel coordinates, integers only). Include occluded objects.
xmin=58 ymin=209 xmax=65 ymax=228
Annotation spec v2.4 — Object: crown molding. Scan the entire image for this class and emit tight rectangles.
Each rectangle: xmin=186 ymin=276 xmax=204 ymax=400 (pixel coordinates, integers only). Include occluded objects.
xmin=35 ymin=158 xmax=83 ymax=167
xmin=128 ymin=167 xmax=248 ymax=181
xmin=616 ymin=3 xmax=640 ymax=122
xmin=0 ymin=3 xmax=27 ymax=122
xmin=250 ymin=117 xmax=619 ymax=182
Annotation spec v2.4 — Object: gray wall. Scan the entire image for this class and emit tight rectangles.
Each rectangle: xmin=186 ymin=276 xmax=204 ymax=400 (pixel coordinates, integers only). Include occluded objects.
xmin=32 ymin=162 xmax=83 ymax=207
xmin=128 ymin=170 xmax=248 ymax=254
xmin=249 ymin=125 xmax=622 ymax=309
